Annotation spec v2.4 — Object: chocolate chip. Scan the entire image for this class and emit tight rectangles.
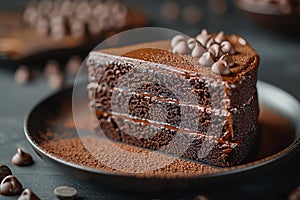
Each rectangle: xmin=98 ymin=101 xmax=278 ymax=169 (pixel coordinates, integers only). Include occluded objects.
xmin=18 ymin=188 xmax=40 ymax=200
xmin=66 ymin=55 xmax=82 ymax=75
xmin=14 ymin=65 xmax=31 ymax=85
xmin=199 ymin=52 xmax=214 ymax=67
xmin=11 ymin=148 xmax=34 ymax=166
xmin=44 ymin=60 xmax=61 ymax=77
xmin=238 ymin=37 xmax=247 ymax=46
xmin=47 ymin=72 xmax=65 ymax=90
xmin=187 ymin=38 xmax=206 ymax=58
xmin=205 ymin=37 xmax=215 ymax=48
xmin=219 ymin=54 xmax=235 ymax=67
xmin=172 ymin=41 xmax=190 ymax=55
xmin=196 ymin=30 xmax=212 ymax=47
xmin=0 ymin=165 xmax=12 ymax=182
xmin=54 ymin=186 xmax=77 ymax=200
xmin=171 ymin=35 xmax=186 ymax=49
xmin=220 ymin=41 xmax=234 ymax=54
xmin=0 ymin=175 xmax=23 ymax=196
xmin=193 ymin=194 xmax=210 ymax=200
xmin=35 ymin=16 xmax=49 ymax=36
xmin=208 ymin=43 xmax=221 ymax=58
xmin=211 ymin=60 xmax=231 ymax=76
xmin=287 ymin=185 xmax=300 ymax=200
xmin=214 ymin=31 xmax=226 ymax=44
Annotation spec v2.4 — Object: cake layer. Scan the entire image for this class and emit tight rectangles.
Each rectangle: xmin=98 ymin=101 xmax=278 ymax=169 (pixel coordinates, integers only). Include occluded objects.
xmin=91 ymin=92 xmax=258 ymax=139
xmin=87 ymin=50 xmax=258 ymax=108
xmin=96 ymin=113 xmax=258 ymax=167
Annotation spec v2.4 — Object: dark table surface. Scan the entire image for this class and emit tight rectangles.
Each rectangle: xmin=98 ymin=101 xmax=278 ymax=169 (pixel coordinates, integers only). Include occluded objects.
xmin=1 ymin=0 xmax=300 ymax=199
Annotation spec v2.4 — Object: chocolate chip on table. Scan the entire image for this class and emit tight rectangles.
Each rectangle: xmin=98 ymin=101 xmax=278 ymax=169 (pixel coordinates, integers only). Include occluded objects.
xmin=66 ymin=55 xmax=82 ymax=75
xmin=14 ymin=65 xmax=31 ymax=85
xmin=193 ymin=194 xmax=210 ymax=200
xmin=47 ymin=72 xmax=65 ymax=90
xmin=54 ymin=186 xmax=77 ymax=200
xmin=0 ymin=165 xmax=12 ymax=182
xmin=287 ymin=185 xmax=300 ymax=200
xmin=18 ymin=188 xmax=40 ymax=200
xmin=44 ymin=60 xmax=61 ymax=77
xmin=12 ymin=148 xmax=34 ymax=166
xmin=0 ymin=175 xmax=23 ymax=196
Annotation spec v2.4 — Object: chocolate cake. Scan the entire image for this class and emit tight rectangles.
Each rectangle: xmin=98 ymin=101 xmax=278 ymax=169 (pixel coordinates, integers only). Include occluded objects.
xmin=86 ymin=30 xmax=260 ymax=167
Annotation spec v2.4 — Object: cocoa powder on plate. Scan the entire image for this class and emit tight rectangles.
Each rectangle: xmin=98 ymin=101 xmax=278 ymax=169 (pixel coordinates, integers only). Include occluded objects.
xmin=40 ymin=135 xmax=219 ymax=177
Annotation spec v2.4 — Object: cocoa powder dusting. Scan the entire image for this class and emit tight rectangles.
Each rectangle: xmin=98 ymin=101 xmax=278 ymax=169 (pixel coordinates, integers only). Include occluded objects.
xmin=40 ymin=135 xmax=219 ymax=177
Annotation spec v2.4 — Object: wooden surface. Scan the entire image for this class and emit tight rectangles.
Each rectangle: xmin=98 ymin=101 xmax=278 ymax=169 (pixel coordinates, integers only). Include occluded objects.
xmin=1 ymin=0 xmax=300 ymax=199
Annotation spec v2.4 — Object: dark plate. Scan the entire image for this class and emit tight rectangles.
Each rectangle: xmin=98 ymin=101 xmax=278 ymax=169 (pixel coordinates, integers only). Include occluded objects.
xmin=24 ymin=81 xmax=300 ymax=191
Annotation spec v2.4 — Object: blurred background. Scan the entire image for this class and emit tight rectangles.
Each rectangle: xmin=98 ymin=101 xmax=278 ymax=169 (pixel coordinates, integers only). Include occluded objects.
xmin=0 ymin=0 xmax=299 ymax=96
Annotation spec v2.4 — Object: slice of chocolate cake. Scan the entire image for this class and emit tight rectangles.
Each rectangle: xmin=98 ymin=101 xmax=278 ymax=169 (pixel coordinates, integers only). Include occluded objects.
xmin=86 ymin=29 xmax=260 ymax=167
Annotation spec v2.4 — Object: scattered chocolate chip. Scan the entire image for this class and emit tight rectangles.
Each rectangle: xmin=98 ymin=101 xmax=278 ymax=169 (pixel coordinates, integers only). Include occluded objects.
xmin=191 ymin=42 xmax=206 ymax=58
xmin=181 ymin=5 xmax=203 ymax=25
xmin=214 ymin=31 xmax=226 ymax=44
xmin=160 ymin=1 xmax=180 ymax=21
xmin=12 ymin=148 xmax=34 ymax=166
xmin=172 ymin=41 xmax=190 ymax=55
xmin=208 ymin=43 xmax=221 ymax=58
xmin=44 ymin=60 xmax=61 ymax=77
xmin=187 ymin=38 xmax=206 ymax=58
xmin=220 ymin=54 xmax=235 ymax=67
xmin=23 ymin=0 xmax=128 ymax=39
xmin=14 ymin=65 xmax=31 ymax=85
xmin=206 ymin=37 xmax=215 ymax=49
xmin=238 ymin=37 xmax=247 ymax=46
xmin=220 ymin=41 xmax=233 ymax=54
xmin=35 ymin=16 xmax=50 ymax=36
xmin=211 ymin=60 xmax=231 ymax=76
xmin=171 ymin=35 xmax=186 ymax=49
xmin=0 ymin=165 xmax=12 ymax=182
xmin=287 ymin=185 xmax=300 ymax=200
xmin=199 ymin=52 xmax=214 ymax=67
xmin=54 ymin=186 xmax=77 ymax=200
xmin=0 ymin=175 xmax=23 ymax=196
xmin=66 ymin=55 xmax=82 ymax=75
xmin=17 ymin=188 xmax=40 ymax=200
xmin=48 ymin=72 xmax=65 ymax=90
xmin=193 ymin=194 xmax=210 ymax=200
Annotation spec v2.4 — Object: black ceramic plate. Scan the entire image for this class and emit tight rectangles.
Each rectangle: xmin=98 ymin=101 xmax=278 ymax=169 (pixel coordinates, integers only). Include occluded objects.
xmin=24 ymin=81 xmax=300 ymax=191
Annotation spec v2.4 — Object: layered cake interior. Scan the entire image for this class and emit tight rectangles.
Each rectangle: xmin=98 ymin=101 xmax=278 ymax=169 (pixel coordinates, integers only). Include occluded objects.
xmin=86 ymin=29 xmax=260 ymax=167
